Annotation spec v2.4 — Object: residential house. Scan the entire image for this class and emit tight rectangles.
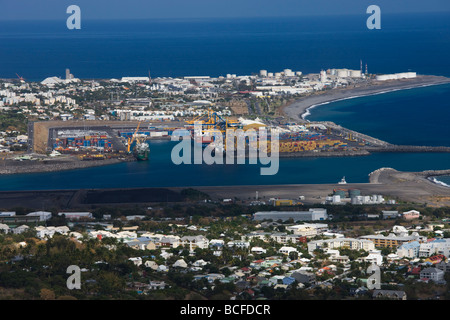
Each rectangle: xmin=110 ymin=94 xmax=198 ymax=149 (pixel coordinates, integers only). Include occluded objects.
xmin=403 ymin=210 xmax=421 ymax=220
xmin=228 ymin=240 xmax=250 ymax=249
xmin=149 ymin=281 xmax=167 ymax=290
xmin=278 ymin=246 xmax=298 ymax=256
xmin=0 ymin=223 xmax=10 ymax=234
xmin=382 ymin=211 xmax=400 ymax=219
xmin=128 ymin=257 xmax=143 ymax=267
xmin=396 ymin=241 xmax=420 ymax=259
xmin=270 ymin=233 xmax=305 ymax=245
xmin=357 ymin=250 xmax=383 ymax=266
xmin=436 ymin=261 xmax=450 ymax=272
xmin=420 ymin=267 xmax=445 ymax=283
xmin=424 ymin=255 xmax=446 ymax=265
xmin=193 ymin=259 xmax=208 ymax=267
xmin=290 ymin=271 xmax=316 ymax=285
xmin=144 ymin=261 xmax=158 ymax=270
xmin=330 ymin=255 xmax=350 ymax=263
xmin=180 ymin=235 xmax=209 ymax=252
xmin=251 ymin=247 xmax=267 ymax=254
xmin=209 ymin=239 xmax=224 ymax=256
xmin=172 ymin=259 xmax=188 ymax=268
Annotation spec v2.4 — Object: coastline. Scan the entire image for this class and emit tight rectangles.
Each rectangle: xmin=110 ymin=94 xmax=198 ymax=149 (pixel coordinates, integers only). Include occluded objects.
xmin=283 ymin=75 xmax=450 ymax=121
xmin=0 ymin=156 xmax=132 ymax=176
xmin=428 ymin=176 xmax=450 ymax=188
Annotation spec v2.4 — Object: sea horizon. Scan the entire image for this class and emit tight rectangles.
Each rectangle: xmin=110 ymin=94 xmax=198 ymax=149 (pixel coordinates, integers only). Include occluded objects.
xmin=1 ymin=12 xmax=450 ymax=80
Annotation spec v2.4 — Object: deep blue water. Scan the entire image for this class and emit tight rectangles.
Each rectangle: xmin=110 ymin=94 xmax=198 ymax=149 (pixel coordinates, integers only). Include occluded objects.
xmin=1 ymin=140 xmax=450 ymax=191
xmin=1 ymin=13 xmax=450 ymax=80
xmin=0 ymin=13 xmax=449 ymax=190
xmin=306 ymin=83 xmax=450 ymax=147
xmin=437 ymin=176 xmax=450 ymax=186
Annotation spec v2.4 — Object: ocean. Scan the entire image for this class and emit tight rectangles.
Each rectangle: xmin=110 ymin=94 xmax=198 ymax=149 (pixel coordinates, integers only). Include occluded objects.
xmin=1 ymin=13 xmax=450 ymax=80
xmin=0 ymin=13 xmax=449 ymax=190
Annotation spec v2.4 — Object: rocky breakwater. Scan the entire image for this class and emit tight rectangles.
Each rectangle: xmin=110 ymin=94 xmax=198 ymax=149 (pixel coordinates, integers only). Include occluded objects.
xmin=0 ymin=156 xmax=132 ymax=175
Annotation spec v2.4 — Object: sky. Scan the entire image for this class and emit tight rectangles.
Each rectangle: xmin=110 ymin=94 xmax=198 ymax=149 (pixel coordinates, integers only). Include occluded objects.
xmin=1 ymin=0 xmax=450 ymax=21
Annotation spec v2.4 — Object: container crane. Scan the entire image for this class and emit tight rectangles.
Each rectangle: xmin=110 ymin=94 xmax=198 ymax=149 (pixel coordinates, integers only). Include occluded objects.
xmin=16 ymin=73 xmax=25 ymax=83
xmin=127 ymin=121 xmax=142 ymax=153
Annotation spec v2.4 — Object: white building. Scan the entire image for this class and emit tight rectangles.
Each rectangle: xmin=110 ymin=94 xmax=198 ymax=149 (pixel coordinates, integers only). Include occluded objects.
xmin=279 ymin=246 xmax=298 ymax=256
xmin=358 ymin=250 xmax=383 ymax=266
xmin=251 ymin=247 xmax=267 ymax=254
xmin=307 ymin=238 xmax=375 ymax=253
xmin=173 ymin=259 xmax=188 ymax=268
xmin=419 ymin=239 xmax=450 ymax=258
xmin=180 ymin=235 xmax=209 ymax=252
xmin=420 ymin=267 xmax=445 ymax=283
xmin=375 ymin=72 xmax=417 ymax=81
xmin=286 ymin=223 xmax=328 ymax=237
xmin=396 ymin=241 xmax=421 ymax=259
xmin=128 ymin=257 xmax=143 ymax=267
xmin=26 ymin=211 xmax=52 ymax=221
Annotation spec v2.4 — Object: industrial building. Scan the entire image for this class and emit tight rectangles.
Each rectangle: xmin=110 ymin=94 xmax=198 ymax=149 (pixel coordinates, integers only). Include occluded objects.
xmin=58 ymin=212 xmax=93 ymax=220
xmin=253 ymin=208 xmax=328 ymax=222
xmin=26 ymin=211 xmax=52 ymax=221
xmin=375 ymin=72 xmax=417 ymax=81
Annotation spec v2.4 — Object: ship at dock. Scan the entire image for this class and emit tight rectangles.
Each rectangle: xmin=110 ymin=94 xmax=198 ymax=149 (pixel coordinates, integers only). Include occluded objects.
xmin=133 ymin=141 xmax=150 ymax=161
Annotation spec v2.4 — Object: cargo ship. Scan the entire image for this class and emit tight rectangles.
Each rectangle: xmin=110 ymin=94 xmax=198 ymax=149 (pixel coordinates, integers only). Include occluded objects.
xmin=133 ymin=142 xmax=150 ymax=161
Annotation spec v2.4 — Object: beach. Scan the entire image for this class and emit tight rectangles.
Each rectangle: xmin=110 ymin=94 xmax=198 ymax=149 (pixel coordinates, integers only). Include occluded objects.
xmin=283 ymin=75 xmax=450 ymax=121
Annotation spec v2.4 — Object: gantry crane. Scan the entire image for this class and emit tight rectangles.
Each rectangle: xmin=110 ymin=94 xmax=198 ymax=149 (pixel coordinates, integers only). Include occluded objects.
xmin=16 ymin=73 xmax=25 ymax=83
xmin=127 ymin=121 xmax=142 ymax=153
xmin=186 ymin=109 xmax=240 ymax=132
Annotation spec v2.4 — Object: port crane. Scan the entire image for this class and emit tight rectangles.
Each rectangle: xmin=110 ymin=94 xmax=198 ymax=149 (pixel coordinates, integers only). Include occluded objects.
xmin=16 ymin=73 xmax=25 ymax=83
xmin=127 ymin=121 xmax=142 ymax=153
xmin=186 ymin=110 xmax=243 ymax=152
xmin=186 ymin=109 xmax=240 ymax=132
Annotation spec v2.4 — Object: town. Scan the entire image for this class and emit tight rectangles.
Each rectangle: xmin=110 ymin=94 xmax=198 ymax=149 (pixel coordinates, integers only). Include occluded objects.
xmin=0 ymin=193 xmax=449 ymax=301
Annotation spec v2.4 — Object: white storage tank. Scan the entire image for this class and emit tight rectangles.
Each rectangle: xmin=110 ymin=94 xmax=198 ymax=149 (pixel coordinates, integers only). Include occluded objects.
xmin=350 ymin=70 xmax=362 ymax=78
xmin=337 ymin=69 xmax=349 ymax=78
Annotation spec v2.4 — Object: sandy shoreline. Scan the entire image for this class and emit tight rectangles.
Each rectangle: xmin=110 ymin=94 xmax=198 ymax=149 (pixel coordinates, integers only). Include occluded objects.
xmin=283 ymin=75 xmax=450 ymax=121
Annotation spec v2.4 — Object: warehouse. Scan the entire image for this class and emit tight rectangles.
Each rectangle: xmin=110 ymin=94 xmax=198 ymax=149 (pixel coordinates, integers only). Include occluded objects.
xmin=253 ymin=208 xmax=328 ymax=222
